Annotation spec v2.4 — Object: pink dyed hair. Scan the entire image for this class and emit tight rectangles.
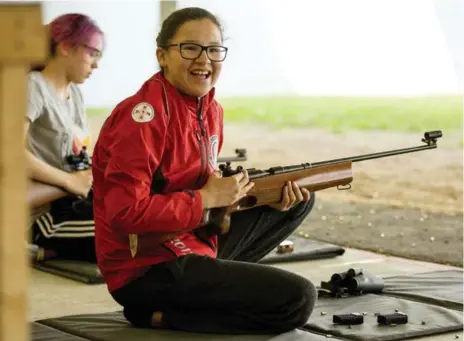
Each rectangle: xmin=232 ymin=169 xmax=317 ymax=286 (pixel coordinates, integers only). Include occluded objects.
xmin=49 ymin=13 xmax=103 ymax=49
xmin=31 ymin=13 xmax=104 ymax=71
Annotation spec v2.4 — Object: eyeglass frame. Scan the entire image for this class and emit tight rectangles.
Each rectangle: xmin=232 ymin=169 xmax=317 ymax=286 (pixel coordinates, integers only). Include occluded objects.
xmin=80 ymin=44 xmax=103 ymax=60
xmin=160 ymin=42 xmax=228 ymax=62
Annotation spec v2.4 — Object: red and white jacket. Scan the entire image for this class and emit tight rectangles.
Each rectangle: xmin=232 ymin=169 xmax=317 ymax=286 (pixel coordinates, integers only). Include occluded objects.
xmin=92 ymin=72 xmax=223 ymax=292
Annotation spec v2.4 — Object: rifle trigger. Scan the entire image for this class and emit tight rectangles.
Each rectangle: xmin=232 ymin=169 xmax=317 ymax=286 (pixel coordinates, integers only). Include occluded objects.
xmin=337 ymin=184 xmax=351 ymax=191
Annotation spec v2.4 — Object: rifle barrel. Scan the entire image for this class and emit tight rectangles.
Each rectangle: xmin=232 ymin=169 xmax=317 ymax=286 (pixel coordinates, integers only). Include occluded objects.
xmin=312 ymin=143 xmax=437 ymax=167
xmin=218 ymin=156 xmax=247 ymax=163
xmin=242 ymin=131 xmax=441 ymax=179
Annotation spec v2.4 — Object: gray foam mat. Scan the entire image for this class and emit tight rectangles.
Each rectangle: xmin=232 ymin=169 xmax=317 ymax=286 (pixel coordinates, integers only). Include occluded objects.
xmin=33 ymin=269 xmax=463 ymax=341
xmin=260 ymin=235 xmax=345 ymax=264
xmin=31 ymin=322 xmax=89 ymax=341
xmin=38 ymin=311 xmax=273 ymax=341
xmin=33 ymin=260 xmax=104 ymax=284
xmin=383 ymin=269 xmax=463 ymax=311
xmin=32 ymin=235 xmax=344 ymax=283
xmin=303 ymin=294 xmax=463 ymax=341
xmin=267 ymin=329 xmax=343 ymax=340
xmin=36 ymin=311 xmax=332 ymax=341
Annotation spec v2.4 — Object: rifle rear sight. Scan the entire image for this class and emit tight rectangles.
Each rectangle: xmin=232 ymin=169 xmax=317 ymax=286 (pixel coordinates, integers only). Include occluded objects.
xmin=218 ymin=130 xmax=442 ymax=179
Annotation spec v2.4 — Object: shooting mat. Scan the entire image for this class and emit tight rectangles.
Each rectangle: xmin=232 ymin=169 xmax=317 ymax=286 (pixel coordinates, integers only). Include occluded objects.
xmin=33 ymin=312 xmax=331 ymax=341
xmin=31 ymin=322 xmax=89 ymax=341
xmin=32 ymin=234 xmax=344 ymax=284
xmin=260 ymin=234 xmax=345 ymax=264
xmin=31 ymin=269 xmax=463 ymax=341
xmin=303 ymin=293 xmax=463 ymax=341
xmin=383 ymin=269 xmax=463 ymax=311
xmin=33 ymin=259 xmax=104 ymax=284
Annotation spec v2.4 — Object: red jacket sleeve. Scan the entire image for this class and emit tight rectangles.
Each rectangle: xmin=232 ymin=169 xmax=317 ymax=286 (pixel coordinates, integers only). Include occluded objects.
xmin=102 ymin=100 xmax=204 ymax=236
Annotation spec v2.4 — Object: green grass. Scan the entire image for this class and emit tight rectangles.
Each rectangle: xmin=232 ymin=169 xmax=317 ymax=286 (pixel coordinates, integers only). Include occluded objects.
xmin=87 ymin=95 xmax=463 ymax=133
xmin=87 ymin=107 xmax=111 ymax=117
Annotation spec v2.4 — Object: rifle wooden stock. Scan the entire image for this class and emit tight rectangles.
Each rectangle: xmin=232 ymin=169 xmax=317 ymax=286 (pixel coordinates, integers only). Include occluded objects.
xmin=204 ymin=161 xmax=353 ymax=235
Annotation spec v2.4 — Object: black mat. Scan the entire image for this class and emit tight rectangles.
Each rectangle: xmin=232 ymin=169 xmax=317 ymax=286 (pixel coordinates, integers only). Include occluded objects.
xmin=32 ymin=234 xmax=344 ymax=283
xmin=268 ymin=329 xmax=343 ymax=340
xmin=33 ymin=259 xmax=104 ymax=284
xmin=383 ymin=269 xmax=463 ymax=311
xmin=35 ymin=311 xmax=334 ymax=341
xmin=31 ymin=322 xmax=89 ymax=341
xmin=260 ymin=234 xmax=345 ymax=264
xmin=32 ymin=268 xmax=463 ymax=341
xmin=302 ymin=293 xmax=463 ymax=341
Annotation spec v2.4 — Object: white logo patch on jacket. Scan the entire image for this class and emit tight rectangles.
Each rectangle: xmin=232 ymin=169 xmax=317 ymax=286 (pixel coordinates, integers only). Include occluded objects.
xmin=209 ymin=135 xmax=219 ymax=170
xmin=131 ymin=102 xmax=154 ymax=123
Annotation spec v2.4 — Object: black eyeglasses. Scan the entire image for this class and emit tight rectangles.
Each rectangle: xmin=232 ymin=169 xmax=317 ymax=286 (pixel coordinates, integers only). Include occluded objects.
xmin=162 ymin=42 xmax=228 ymax=62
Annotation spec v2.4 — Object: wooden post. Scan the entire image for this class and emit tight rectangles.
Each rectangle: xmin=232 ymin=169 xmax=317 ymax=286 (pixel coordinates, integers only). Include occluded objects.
xmin=0 ymin=3 xmax=47 ymax=341
xmin=160 ymin=0 xmax=177 ymax=22
xmin=157 ymin=1 xmax=177 ymax=70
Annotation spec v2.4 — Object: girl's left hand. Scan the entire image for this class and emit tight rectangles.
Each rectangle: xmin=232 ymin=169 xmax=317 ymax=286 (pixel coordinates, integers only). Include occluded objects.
xmin=269 ymin=181 xmax=311 ymax=212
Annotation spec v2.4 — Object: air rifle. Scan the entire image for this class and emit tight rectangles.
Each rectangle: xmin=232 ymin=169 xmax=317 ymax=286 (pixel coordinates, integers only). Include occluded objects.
xmin=202 ymin=130 xmax=442 ymax=235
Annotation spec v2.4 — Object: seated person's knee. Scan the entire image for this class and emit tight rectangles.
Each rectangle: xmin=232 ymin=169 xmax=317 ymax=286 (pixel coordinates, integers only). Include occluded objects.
xmin=297 ymin=278 xmax=318 ymax=326
xmin=283 ymin=276 xmax=318 ymax=331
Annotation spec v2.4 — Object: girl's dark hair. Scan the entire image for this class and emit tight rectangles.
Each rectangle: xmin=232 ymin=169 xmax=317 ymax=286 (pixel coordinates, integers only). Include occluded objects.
xmin=30 ymin=13 xmax=104 ymax=72
xmin=156 ymin=7 xmax=224 ymax=47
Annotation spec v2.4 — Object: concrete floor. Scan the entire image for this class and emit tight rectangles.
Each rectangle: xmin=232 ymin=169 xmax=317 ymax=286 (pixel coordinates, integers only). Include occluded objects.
xmin=29 ymin=247 xmax=463 ymax=340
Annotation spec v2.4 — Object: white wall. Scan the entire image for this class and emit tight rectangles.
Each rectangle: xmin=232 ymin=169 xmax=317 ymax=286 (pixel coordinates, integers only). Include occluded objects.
xmin=179 ymin=0 xmax=462 ymax=97
xmin=42 ymin=0 xmax=462 ymax=108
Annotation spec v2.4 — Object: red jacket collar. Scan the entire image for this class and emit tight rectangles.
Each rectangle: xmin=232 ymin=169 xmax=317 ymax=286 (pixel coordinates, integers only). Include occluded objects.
xmin=152 ymin=72 xmax=216 ymax=109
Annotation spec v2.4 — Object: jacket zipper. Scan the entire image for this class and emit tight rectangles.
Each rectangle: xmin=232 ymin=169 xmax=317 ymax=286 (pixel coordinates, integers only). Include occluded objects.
xmin=195 ymin=98 xmax=208 ymax=187
xmin=198 ymin=99 xmax=209 ymax=177
xmin=194 ymin=130 xmax=204 ymax=187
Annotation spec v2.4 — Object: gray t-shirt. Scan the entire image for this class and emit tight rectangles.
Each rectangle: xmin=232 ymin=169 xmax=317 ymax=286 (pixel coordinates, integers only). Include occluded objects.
xmin=26 ymin=72 xmax=91 ymax=172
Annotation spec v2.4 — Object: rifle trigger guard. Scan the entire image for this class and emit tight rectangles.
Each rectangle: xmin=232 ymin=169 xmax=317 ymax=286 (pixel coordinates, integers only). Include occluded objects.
xmin=337 ymin=184 xmax=351 ymax=190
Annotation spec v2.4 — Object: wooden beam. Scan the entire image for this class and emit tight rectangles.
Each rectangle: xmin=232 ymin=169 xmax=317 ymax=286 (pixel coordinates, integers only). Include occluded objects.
xmin=0 ymin=4 xmax=47 ymax=63
xmin=160 ymin=0 xmax=177 ymax=23
xmin=0 ymin=3 xmax=47 ymax=341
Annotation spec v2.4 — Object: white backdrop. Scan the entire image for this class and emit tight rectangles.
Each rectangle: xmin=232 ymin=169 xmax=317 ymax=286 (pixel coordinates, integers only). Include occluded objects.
xmin=42 ymin=0 xmax=463 ymax=108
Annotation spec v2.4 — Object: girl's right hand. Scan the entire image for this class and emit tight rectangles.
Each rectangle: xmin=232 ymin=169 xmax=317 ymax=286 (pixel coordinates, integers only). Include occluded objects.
xmin=198 ymin=170 xmax=255 ymax=209
xmin=63 ymin=169 xmax=93 ymax=198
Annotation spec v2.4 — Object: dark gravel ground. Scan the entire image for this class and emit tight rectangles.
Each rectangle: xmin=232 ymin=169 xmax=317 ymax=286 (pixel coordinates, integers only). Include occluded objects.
xmin=298 ymin=198 xmax=463 ymax=267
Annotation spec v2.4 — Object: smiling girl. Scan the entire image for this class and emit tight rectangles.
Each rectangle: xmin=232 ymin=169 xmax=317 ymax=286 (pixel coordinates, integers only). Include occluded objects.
xmin=92 ymin=7 xmax=317 ymax=335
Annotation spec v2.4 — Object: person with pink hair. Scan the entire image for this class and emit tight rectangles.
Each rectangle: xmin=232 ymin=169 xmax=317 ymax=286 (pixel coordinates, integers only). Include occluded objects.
xmin=26 ymin=13 xmax=104 ymax=261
